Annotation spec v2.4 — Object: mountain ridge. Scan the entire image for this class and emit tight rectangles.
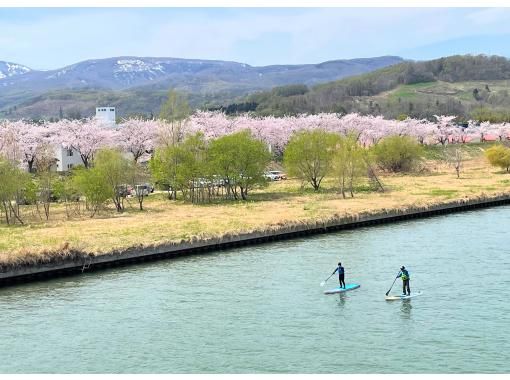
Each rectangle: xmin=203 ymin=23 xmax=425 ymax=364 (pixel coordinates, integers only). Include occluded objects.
xmin=0 ymin=55 xmax=404 ymax=119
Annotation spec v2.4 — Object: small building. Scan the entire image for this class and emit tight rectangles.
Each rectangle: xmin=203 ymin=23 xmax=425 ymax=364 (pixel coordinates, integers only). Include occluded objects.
xmin=96 ymin=106 xmax=116 ymax=124
xmin=54 ymin=145 xmax=84 ymax=172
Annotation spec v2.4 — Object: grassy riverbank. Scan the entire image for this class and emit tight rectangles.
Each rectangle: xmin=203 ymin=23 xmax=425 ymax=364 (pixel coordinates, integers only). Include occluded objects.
xmin=1 ymin=144 xmax=509 ymax=268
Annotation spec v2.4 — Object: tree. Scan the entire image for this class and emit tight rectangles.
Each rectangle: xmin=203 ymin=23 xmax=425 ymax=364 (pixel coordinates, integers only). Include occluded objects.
xmin=34 ymin=143 xmax=58 ymax=220
xmin=57 ymin=118 xmax=116 ymax=168
xmin=0 ymin=156 xmax=29 ymax=225
xmin=129 ymin=163 xmax=151 ymax=211
xmin=1 ymin=120 xmax=54 ymax=172
xmin=485 ymin=145 xmax=510 ymax=172
xmin=443 ymin=146 xmax=465 ymax=178
xmin=283 ymin=129 xmax=340 ymax=191
xmin=118 ymin=118 xmax=158 ymax=162
xmin=150 ymin=146 xmax=179 ymax=200
xmin=178 ymin=133 xmax=208 ymax=203
xmin=53 ymin=174 xmax=81 ymax=219
xmin=208 ymin=130 xmax=271 ymax=200
xmin=150 ymin=139 xmax=194 ymax=201
xmin=150 ymin=133 xmax=207 ymax=202
xmin=374 ymin=135 xmax=423 ymax=172
xmin=72 ymin=166 xmax=111 ymax=218
xmin=92 ymin=149 xmax=134 ymax=212
xmin=158 ymin=90 xmax=191 ymax=146
xmin=433 ymin=115 xmax=457 ymax=145
xmin=334 ymin=133 xmax=366 ymax=198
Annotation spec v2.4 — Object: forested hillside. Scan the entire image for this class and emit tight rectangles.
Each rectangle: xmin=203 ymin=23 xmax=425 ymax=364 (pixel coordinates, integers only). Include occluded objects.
xmin=237 ymin=55 xmax=510 ymax=121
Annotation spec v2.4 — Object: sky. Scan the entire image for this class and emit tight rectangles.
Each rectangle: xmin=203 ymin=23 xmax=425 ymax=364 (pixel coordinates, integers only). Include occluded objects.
xmin=1 ymin=7 xmax=510 ymax=70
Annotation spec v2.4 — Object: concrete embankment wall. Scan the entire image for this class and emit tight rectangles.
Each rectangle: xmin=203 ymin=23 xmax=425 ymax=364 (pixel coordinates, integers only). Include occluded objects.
xmin=1 ymin=194 xmax=510 ymax=287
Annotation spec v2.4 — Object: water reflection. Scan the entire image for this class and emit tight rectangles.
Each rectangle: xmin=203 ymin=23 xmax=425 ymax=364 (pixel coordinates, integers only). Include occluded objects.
xmin=400 ymin=301 xmax=413 ymax=319
xmin=336 ymin=294 xmax=346 ymax=306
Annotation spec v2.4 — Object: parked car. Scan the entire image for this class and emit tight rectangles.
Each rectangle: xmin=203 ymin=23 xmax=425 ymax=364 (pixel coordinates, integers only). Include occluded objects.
xmin=264 ymin=170 xmax=287 ymax=181
xmin=116 ymin=184 xmax=130 ymax=197
xmin=134 ymin=184 xmax=151 ymax=197
xmin=270 ymin=170 xmax=287 ymax=180
xmin=264 ymin=172 xmax=279 ymax=181
xmin=143 ymin=183 xmax=155 ymax=193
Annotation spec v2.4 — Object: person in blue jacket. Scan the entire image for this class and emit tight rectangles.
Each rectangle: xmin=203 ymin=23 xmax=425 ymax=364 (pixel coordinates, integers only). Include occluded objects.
xmin=397 ymin=266 xmax=410 ymax=296
xmin=332 ymin=262 xmax=345 ymax=289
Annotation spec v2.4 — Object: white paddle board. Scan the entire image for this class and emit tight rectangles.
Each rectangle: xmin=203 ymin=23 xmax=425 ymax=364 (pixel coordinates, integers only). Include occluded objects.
xmin=324 ymin=283 xmax=360 ymax=295
xmin=385 ymin=291 xmax=423 ymax=301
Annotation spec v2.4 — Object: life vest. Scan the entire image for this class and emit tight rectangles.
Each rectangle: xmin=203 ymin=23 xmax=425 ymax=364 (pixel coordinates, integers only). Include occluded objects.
xmin=401 ymin=270 xmax=409 ymax=281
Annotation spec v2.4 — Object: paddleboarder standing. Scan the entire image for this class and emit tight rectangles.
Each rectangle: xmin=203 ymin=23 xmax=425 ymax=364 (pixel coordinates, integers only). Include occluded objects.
xmin=397 ymin=266 xmax=410 ymax=296
xmin=332 ymin=262 xmax=345 ymax=289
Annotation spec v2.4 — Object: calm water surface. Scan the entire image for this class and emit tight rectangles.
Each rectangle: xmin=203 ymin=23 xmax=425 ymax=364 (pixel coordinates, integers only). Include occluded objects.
xmin=1 ymin=206 xmax=509 ymax=373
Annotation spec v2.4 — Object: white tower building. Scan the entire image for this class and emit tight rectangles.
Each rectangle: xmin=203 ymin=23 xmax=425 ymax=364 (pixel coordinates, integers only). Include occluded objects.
xmin=96 ymin=106 xmax=116 ymax=124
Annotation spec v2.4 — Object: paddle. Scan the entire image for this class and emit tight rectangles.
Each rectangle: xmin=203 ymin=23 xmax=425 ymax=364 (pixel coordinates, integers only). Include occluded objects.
xmin=320 ymin=273 xmax=335 ymax=287
xmin=385 ymin=272 xmax=401 ymax=296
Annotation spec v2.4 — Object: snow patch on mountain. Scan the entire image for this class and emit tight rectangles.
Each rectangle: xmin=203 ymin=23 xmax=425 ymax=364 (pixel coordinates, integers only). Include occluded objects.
xmin=0 ymin=61 xmax=31 ymax=80
xmin=115 ymin=59 xmax=165 ymax=74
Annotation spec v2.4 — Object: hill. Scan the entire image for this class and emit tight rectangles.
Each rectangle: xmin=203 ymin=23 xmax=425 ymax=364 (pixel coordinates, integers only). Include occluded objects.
xmin=240 ymin=55 xmax=510 ymax=121
xmin=0 ymin=56 xmax=403 ymax=120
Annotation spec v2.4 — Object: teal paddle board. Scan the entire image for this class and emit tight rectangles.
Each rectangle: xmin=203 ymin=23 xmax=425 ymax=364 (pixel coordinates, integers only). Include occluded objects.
xmin=324 ymin=284 xmax=360 ymax=295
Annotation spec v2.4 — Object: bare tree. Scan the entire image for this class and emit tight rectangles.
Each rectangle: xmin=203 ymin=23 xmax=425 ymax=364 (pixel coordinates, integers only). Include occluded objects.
xmin=443 ymin=146 xmax=465 ymax=178
xmin=34 ymin=144 xmax=58 ymax=220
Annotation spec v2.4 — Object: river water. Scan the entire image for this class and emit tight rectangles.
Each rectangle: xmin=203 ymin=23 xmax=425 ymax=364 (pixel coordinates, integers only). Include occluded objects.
xmin=1 ymin=206 xmax=509 ymax=373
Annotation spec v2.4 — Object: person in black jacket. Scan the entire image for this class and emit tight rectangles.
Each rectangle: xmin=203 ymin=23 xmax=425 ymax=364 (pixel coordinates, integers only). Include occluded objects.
xmin=331 ymin=262 xmax=345 ymax=289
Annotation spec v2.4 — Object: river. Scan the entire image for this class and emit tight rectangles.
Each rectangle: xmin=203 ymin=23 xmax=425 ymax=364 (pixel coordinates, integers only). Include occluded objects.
xmin=1 ymin=206 xmax=509 ymax=373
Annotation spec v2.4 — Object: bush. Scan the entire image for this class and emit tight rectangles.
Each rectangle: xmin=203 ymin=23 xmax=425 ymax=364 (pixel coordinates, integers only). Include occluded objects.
xmin=485 ymin=144 xmax=510 ymax=172
xmin=374 ymin=135 xmax=423 ymax=172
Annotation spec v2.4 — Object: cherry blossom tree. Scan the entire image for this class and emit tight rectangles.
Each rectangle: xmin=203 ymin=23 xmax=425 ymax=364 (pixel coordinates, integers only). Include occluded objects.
xmin=433 ymin=115 xmax=457 ymax=145
xmin=55 ymin=118 xmax=117 ymax=168
xmin=117 ymin=118 xmax=158 ymax=162
xmin=0 ymin=120 xmax=22 ymax=163
xmin=492 ymin=123 xmax=510 ymax=142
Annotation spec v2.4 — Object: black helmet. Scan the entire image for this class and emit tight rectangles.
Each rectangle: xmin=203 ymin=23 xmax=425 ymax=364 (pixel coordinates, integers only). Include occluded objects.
xmin=401 ymin=266 xmax=405 ymax=270
xmin=338 ymin=262 xmax=341 ymax=266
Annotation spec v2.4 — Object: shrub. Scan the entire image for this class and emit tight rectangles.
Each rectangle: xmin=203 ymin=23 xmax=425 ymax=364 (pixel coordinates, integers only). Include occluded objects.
xmin=485 ymin=144 xmax=510 ymax=172
xmin=374 ymin=135 xmax=423 ymax=172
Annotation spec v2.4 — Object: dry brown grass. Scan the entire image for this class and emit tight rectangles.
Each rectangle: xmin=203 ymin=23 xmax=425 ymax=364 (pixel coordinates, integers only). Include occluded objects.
xmin=1 ymin=152 xmax=509 ymax=268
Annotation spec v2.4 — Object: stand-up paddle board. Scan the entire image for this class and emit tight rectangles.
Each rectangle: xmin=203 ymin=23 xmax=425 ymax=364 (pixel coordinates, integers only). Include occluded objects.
xmin=324 ymin=284 xmax=360 ymax=295
xmin=385 ymin=291 xmax=423 ymax=301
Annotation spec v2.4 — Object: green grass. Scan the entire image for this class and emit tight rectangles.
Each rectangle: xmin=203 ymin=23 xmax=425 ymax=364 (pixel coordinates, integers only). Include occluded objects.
xmin=427 ymin=189 xmax=459 ymax=197
xmin=390 ymin=82 xmax=438 ymax=100
xmin=422 ymin=143 xmax=491 ymax=161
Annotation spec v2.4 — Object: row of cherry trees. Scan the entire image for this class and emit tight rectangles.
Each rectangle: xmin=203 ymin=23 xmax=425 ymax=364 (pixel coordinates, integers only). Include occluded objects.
xmin=1 ymin=113 xmax=509 ymax=171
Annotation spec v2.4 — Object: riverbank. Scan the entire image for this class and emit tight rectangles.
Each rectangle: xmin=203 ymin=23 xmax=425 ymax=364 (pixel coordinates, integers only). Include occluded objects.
xmin=1 ymin=150 xmax=509 ymax=280
xmin=1 ymin=192 xmax=510 ymax=286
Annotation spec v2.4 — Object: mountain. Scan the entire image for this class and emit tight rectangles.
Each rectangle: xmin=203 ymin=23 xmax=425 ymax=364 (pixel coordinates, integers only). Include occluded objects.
xmin=241 ymin=54 xmax=510 ymax=121
xmin=0 ymin=56 xmax=403 ymax=119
